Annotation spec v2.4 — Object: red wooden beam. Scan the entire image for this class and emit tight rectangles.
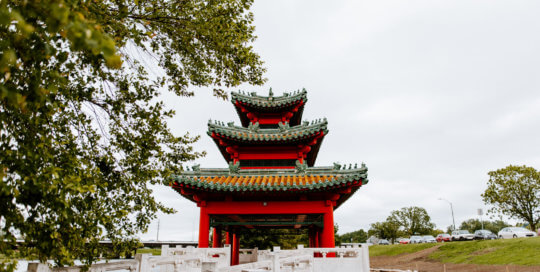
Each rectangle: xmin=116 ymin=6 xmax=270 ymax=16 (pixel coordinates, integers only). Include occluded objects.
xmin=204 ymin=200 xmax=332 ymax=215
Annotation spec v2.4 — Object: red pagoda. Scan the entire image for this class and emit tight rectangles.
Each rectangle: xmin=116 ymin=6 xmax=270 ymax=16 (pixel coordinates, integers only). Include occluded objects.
xmin=171 ymin=89 xmax=369 ymax=265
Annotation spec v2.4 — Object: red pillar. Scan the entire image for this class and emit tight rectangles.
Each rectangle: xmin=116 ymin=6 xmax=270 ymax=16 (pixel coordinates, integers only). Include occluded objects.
xmin=320 ymin=208 xmax=335 ymax=248
xmin=225 ymin=231 xmax=231 ymax=245
xmin=198 ymin=207 xmax=210 ymax=248
xmin=232 ymin=232 xmax=240 ymax=265
xmin=314 ymin=228 xmax=322 ymax=257
xmin=212 ymin=227 xmax=222 ymax=248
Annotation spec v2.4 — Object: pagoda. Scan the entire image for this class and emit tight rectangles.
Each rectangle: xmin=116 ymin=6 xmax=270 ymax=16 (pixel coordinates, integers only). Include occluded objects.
xmin=171 ymin=89 xmax=369 ymax=265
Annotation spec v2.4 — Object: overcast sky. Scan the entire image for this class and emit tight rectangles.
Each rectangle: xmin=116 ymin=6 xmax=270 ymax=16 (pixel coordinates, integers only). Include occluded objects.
xmin=140 ymin=0 xmax=540 ymax=241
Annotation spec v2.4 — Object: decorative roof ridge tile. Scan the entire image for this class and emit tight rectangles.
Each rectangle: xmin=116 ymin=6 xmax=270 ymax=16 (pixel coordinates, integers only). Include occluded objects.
xmin=231 ymin=88 xmax=308 ymax=108
xmin=207 ymin=118 xmax=328 ymax=141
xmin=173 ymin=165 xmax=368 ymax=178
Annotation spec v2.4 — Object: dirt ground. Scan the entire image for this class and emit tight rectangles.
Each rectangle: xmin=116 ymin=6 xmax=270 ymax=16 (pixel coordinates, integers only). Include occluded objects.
xmin=370 ymin=245 xmax=540 ymax=272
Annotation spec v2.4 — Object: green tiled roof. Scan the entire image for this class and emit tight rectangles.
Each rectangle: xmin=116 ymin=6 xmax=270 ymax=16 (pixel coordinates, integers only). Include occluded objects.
xmin=207 ymin=119 xmax=328 ymax=142
xmin=231 ymin=89 xmax=308 ymax=108
xmin=171 ymin=165 xmax=368 ymax=193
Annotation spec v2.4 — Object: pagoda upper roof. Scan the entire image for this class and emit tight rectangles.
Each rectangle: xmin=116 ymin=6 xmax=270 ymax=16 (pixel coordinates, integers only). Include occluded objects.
xmin=231 ymin=89 xmax=308 ymax=109
xmin=171 ymin=164 xmax=368 ymax=208
xmin=208 ymin=118 xmax=328 ymax=143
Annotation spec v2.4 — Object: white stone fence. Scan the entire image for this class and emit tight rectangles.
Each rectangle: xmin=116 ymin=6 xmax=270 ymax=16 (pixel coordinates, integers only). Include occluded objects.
xmin=27 ymin=244 xmax=370 ymax=272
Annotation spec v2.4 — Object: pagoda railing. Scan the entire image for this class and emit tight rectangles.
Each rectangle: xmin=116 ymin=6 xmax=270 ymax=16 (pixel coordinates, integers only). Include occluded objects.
xmin=26 ymin=244 xmax=370 ymax=272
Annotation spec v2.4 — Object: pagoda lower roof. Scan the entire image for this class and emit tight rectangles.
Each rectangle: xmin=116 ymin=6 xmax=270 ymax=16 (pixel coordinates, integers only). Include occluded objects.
xmin=171 ymin=165 xmax=368 ymax=193
xmin=231 ymin=89 xmax=307 ymax=109
xmin=208 ymin=119 xmax=328 ymax=143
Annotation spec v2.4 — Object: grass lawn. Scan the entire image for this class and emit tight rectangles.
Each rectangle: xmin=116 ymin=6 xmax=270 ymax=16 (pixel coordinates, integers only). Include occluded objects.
xmin=370 ymin=237 xmax=540 ymax=266
xmin=136 ymin=248 xmax=161 ymax=255
xmin=369 ymin=243 xmax=439 ymax=257
xmin=430 ymin=237 xmax=540 ymax=266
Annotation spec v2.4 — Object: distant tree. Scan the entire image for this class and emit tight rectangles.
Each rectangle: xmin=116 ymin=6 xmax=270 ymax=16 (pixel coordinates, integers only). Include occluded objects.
xmin=0 ymin=0 xmax=265 ymax=270
xmin=333 ymin=224 xmax=341 ymax=246
xmin=458 ymin=219 xmax=510 ymax=234
xmin=481 ymin=165 xmax=540 ymax=232
xmin=340 ymin=229 xmax=368 ymax=243
xmin=431 ymin=229 xmax=445 ymax=237
xmin=387 ymin=206 xmax=435 ymax=235
xmin=368 ymin=220 xmax=402 ymax=244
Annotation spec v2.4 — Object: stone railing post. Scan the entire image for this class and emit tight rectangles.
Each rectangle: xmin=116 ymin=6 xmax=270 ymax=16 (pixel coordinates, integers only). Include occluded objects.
xmin=161 ymin=244 xmax=169 ymax=256
xmin=271 ymin=253 xmax=280 ymax=272
xmin=135 ymin=253 xmax=151 ymax=272
xmin=224 ymin=244 xmax=231 ymax=267
xmin=361 ymin=244 xmax=370 ymax=272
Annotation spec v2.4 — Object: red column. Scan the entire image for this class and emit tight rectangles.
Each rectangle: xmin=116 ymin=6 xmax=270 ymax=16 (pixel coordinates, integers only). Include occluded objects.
xmin=232 ymin=232 xmax=240 ymax=265
xmin=225 ymin=231 xmax=231 ymax=245
xmin=198 ymin=207 xmax=210 ymax=248
xmin=320 ymin=206 xmax=335 ymax=247
xmin=314 ymin=228 xmax=322 ymax=257
xmin=212 ymin=227 xmax=222 ymax=248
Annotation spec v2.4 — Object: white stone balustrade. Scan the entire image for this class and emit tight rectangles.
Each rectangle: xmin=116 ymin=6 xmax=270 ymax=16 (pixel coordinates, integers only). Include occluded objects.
xmin=27 ymin=244 xmax=370 ymax=272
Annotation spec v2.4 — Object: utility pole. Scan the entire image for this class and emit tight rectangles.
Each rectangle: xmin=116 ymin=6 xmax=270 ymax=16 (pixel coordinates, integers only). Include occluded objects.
xmin=478 ymin=209 xmax=484 ymax=230
xmin=156 ymin=219 xmax=160 ymax=241
xmin=439 ymin=198 xmax=456 ymax=231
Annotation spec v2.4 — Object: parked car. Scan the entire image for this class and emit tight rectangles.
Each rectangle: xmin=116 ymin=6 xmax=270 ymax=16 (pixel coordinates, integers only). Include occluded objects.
xmin=409 ymin=235 xmax=424 ymax=244
xmin=473 ymin=229 xmax=497 ymax=240
xmin=451 ymin=230 xmax=475 ymax=241
xmin=436 ymin=233 xmax=451 ymax=242
xmin=498 ymin=227 xmax=537 ymax=239
xmin=378 ymin=239 xmax=390 ymax=245
xmin=422 ymin=235 xmax=437 ymax=243
xmin=399 ymin=238 xmax=410 ymax=244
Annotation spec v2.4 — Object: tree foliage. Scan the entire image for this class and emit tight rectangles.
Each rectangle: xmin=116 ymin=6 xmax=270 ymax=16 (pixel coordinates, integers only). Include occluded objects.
xmin=239 ymin=229 xmax=308 ymax=250
xmin=387 ymin=206 xmax=435 ymax=236
xmin=481 ymin=165 xmax=540 ymax=232
xmin=0 ymin=0 xmax=265 ymax=269
xmin=368 ymin=221 xmax=401 ymax=244
xmin=339 ymin=229 xmax=367 ymax=243
xmin=458 ymin=218 xmax=510 ymax=234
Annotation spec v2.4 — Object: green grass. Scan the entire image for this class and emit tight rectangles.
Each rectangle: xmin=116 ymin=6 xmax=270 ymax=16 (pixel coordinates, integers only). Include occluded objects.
xmin=429 ymin=237 xmax=540 ymax=266
xmin=369 ymin=237 xmax=540 ymax=266
xmin=369 ymin=243 xmax=439 ymax=257
xmin=136 ymin=248 xmax=161 ymax=256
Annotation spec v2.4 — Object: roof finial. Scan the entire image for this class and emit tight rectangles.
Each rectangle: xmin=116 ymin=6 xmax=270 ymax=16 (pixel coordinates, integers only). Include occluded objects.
xmin=269 ymin=88 xmax=274 ymax=97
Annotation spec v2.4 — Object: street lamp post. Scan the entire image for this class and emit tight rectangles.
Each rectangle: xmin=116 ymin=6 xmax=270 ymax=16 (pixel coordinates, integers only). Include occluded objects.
xmin=439 ymin=198 xmax=456 ymax=231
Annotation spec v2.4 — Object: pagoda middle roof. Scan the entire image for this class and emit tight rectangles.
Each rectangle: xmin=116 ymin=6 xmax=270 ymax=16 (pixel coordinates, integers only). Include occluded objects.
xmin=231 ymin=89 xmax=308 ymax=109
xmin=172 ymin=165 xmax=368 ymax=193
xmin=208 ymin=118 xmax=328 ymax=142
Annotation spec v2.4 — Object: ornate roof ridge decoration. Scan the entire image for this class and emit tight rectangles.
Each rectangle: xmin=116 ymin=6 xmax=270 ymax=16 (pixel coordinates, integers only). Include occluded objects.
xmin=178 ymin=164 xmax=368 ymax=178
xmin=231 ymin=88 xmax=308 ymax=108
xmin=208 ymin=118 xmax=328 ymax=139
xmin=171 ymin=164 xmax=368 ymax=192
